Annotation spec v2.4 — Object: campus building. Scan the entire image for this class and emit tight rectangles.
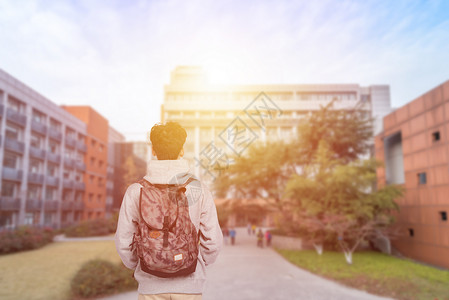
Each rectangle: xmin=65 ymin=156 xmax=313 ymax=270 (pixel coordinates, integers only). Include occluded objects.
xmin=162 ymin=66 xmax=392 ymax=225
xmin=375 ymin=80 xmax=449 ymax=269
xmin=0 ymin=69 xmax=121 ymax=229
xmin=107 ymin=127 xmax=125 ymax=217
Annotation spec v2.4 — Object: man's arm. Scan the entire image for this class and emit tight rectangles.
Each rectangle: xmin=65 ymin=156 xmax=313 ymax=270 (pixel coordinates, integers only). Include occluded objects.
xmin=115 ymin=183 xmax=140 ymax=270
xmin=198 ymin=186 xmax=223 ymax=266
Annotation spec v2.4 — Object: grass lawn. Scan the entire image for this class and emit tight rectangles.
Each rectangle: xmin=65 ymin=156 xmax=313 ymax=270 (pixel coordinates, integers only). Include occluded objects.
xmin=0 ymin=239 xmax=125 ymax=300
xmin=277 ymin=249 xmax=449 ymax=300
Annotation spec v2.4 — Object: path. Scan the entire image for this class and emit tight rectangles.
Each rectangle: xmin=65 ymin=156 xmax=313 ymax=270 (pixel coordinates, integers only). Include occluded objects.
xmin=104 ymin=228 xmax=393 ymax=300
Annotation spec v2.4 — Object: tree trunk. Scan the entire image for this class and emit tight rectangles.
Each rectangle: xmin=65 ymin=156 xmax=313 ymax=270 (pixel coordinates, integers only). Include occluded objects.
xmin=344 ymin=251 xmax=353 ymax=264
xmin=313 ymin=243 xmax=323 ymax=255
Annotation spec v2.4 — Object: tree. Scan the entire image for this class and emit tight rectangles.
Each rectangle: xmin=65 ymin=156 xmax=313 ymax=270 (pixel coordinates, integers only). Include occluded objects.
xmin=119 ymin=155 xmax=146 ymax=195
xmin=214 ymin=141 xmax=296 ymax=215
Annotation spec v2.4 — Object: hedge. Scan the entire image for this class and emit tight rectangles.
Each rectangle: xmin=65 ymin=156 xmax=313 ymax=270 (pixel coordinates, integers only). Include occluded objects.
xmin=0 ymin=226 xmax=55 ymax=255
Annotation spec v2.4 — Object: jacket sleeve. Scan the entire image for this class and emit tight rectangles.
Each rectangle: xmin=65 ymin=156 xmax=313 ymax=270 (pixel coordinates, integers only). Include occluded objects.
xmin=198 ymin=185 xmax=223 ymax=266
xmin=115 ymin=183 xmax=140 ymax=270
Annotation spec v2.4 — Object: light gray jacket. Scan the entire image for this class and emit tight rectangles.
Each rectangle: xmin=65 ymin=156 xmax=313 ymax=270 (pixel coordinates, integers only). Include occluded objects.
xmin=115 ymin=159 xmax=223 ymax=295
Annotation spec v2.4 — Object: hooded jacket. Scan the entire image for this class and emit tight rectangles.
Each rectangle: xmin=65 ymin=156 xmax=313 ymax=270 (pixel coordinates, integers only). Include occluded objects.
xmin=115 ymin=159 xmax=223 ymax=294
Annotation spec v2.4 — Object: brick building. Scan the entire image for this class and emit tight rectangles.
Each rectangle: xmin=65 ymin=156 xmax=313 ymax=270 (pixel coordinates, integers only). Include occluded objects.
xmin=375 ymin=80 xmax=449 ymax=268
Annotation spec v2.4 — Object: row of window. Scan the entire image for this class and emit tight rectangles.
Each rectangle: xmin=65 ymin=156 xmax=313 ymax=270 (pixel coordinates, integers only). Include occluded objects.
xmin=408 ymin=211 xmax=447 ymax=237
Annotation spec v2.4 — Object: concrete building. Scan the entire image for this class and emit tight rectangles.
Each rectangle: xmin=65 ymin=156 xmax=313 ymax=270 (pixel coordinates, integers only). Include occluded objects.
xmin=0 ymin=69 xmax=121 ymax=229
xmin=375 ymin=80 xmax=449 ymax=269
xmin=162 ymin=66 xmax=392 ymax=184
xmin=107 ymin=127 xmax=125 ymax=217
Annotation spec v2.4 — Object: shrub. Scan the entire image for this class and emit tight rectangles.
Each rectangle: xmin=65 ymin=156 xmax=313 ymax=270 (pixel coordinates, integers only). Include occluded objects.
xmin=0 ymin=226 xmax=55 ymax=255
xmin=71 ymin=259 xmax=137 ymax=298
xmin=65 ymin=218 xmax=113 ymax=238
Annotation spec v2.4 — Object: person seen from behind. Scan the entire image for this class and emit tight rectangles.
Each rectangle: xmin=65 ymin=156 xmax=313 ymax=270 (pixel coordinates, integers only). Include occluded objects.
xmin=257 ymin=229 xmax=264 ymax=248
xmin=115 ymin=121 xmax=223 ymax=300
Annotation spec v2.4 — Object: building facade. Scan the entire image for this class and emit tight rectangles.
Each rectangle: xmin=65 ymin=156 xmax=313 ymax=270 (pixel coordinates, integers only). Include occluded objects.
xmin=375 ymin=80 xmax=449 ymax=268
xmin=0 ymin=69 xmax=121 ymax=229
xmin=162 ymin=66 xmax=392 ymax=184
xmin=107 ymin=126 xmax=125 ymax=217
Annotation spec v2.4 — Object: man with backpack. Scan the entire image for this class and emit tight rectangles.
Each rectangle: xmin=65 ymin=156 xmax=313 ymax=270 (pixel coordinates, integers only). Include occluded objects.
xmin=115 ymin=122 xmax=223 ymax=300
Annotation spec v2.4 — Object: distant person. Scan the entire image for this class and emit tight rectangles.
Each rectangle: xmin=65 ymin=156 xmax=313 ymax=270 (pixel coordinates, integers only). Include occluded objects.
xmin=222 ymin=227 xmax=230 ymax=245
xmin=257 ymin=229 xmax=264 ymax=248
xmin=251 ymin=224 xmax=256 ymax=235
xmin=265 ymin=230 xmax=272 ymax=247
xmin=229 ymin=228 xmax=236 ymax=245
xmin=247 ymin=223 xmax=251 ymax=235
xmin=115 ymin=121 xmax=223 ymax=300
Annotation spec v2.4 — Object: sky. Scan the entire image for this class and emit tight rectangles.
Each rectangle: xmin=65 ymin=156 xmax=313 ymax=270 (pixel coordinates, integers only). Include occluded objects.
xmin=1 ymin=0 xmax=449 ymax=141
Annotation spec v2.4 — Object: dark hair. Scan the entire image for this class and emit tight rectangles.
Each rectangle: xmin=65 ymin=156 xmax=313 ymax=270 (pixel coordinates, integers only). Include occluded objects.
xmin=150 ymin=122 xmax=187 ymax=160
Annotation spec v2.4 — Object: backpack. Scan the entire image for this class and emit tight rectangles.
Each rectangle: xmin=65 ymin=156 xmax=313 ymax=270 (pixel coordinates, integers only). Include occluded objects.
xmin=130 ymin=177 xmax=199 ymax=278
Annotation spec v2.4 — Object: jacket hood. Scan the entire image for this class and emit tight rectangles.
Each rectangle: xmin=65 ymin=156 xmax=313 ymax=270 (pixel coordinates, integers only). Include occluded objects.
xmin=144 ymin=159 xmax=191 ymax=185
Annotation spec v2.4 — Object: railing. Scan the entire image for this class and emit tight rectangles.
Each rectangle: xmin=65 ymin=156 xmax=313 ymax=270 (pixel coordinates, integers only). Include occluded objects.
xmin=74 ymin=202 xmax=84 ymax=211
xmin=29 ymin=146 xmax=46 ymax=160
xmin=64 ymin=158 xmax=74 ymax=168
xmin=77 ymin=142 xmax=87 ymax=153
xmin=28 ymin=173 xmax=45 ymax=185
xmin=75 ymin=161 xmax=86 ymax=171
xmin=47 ymin=152 xmax=61 ymax=164
xmin=49 ymin=129 xmax=62 ymax=141
xmin=31 ymin=120 xmax=47 ymax=135
xmin=0 ymin=196 xmax=21 ymax=211
xmin=6 ymin=108 xmax=27 ymax=127
xmin=65 ymin=137 xmax=77 ymax=148
xmin=63 ymin=180 xmax=74 ymax=189
xmin=61 ymin=201 xmax=74 ymax=211
xmin=74 ymin=182 xmax=85 ymax=191
xmin=45 ymin=176 xmax=59 ymax=187
xmin=4 ymin=137 xmax=25 ymax=154
xmin=44 ymin=200 xmax=58 ymax=211
xmin=26 ymin=199 xmax=42 ymax=211
xmin=2 ymin=167 xmax=23 ymax=182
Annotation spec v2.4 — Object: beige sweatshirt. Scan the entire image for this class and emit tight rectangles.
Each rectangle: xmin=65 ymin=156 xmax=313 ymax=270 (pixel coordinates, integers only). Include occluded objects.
xmin=115 ymin=159 xmax=223 ymax=295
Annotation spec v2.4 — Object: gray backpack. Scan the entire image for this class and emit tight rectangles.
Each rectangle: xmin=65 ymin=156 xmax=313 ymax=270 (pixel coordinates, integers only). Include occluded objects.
xmin=130 ymin=177 xmax=199 ymax=278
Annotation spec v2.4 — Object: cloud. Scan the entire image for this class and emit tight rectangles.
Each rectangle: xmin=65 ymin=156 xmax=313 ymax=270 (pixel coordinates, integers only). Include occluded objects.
xmin=0 ymin=0 xmax=448 ymax=139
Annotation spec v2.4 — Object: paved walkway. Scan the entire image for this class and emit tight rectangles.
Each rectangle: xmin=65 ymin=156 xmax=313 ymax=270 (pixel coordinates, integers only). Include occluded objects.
xmin=104 ymin=228 xmax=393 ymax=300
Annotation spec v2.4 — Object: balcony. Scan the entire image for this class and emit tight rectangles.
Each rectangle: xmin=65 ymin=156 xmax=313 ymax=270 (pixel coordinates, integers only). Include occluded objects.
xmin=74 ymin=202 xmax=84 ymax=211
xmin=64 ymin=158 xmax=74 ymax=168
xmin=0 ymin=196 xmax=21 ymax=211
xmin=75 ymin=161 xmax=86 ymax=171
xmin=4 ymin=137 xmax=25 ymax=154
xmin=63 ymin=180 xmax=74 ymax=189
xmin=65 ymin=137 xmax=77 ymax=148
xmin=61 ymin=201 xmax=74 ymax=211
xmin=2 ymin=167 xmax=23 ymax=182
xmin=44 ymin=200 xmax=58 ymax=211
xmin=28 ymin=173 xmax=45 ymax=185
xmin=6 ymin=108 xmax=27 ymax=127
xmin=0 ymin=104 xmax=4 ymax=116
xmin=49 ymin=128 xmax=62 ymax=142
xmin=29 ymin=146 xmax=46 ymax=160
xmin=47 ymin=152 xmax=61 ymax=164
xmin=31 ymin=120 xmax=47 ymax=136
xmin=26 ymin=199 xmax=42 ymax=211
xmin=74 ymin=182 xmax=85 ymax=191
xmin=46 ymin=176 xmax=59 ymax=187
xmin=77 ymin=142 xmax=87 ymax=153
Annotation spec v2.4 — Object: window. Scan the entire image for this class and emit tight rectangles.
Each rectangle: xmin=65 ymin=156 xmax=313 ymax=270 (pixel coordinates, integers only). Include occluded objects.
xmin=90 ymin=157 xmax=96 ymax=166
xmin=8 ymin=96 xmax=24 ymax=113
xmin=89 ymin=175 xmax=94 ymax=184
xmin=418 ymin=172 xmax=427 ymax=185
xmin=99 ymin=144 xmax=104 ymax=152
xmin=30 ymin=133 xmax=42 ymax=148
xmin=408 ymin=228 xmax=414 ymax=237
xmin=98 ymin=178 xmax=103 ymax=187
xmin=75 ymin=192 xmax=83 ymax=202
xmin=440 ymin=211 xmax=448 ymax=221
xmin=63 ymin=168 xmax=71 ymax=180
xmin=5 ymin=122 xmax=22 ymax=140
xmin=47 ymin=163 xmax=58 ymax=177
xmin=48 ymin=140 xmax=59 ymax=154
xmin=45 ymin=187 xmax=56 ymax=201
xmin=75 ymin=171 xmax=83 ymax=182
xmin=28 ymin=185 xmax=41 ymax=199
xmin=432 ymin=131 xmax=441 ymax=142
xmin=32 ymin=109 xmax=46 ymax=124
xmin=50 ymin=119 xmax=61 ymax=132
xmin=77 ymin=134 xmax=85 ymax=143
xmin=88 ymin=193 xmax=94 ymax=202
xmin=29 ymin=158 xmax=41 ymax=173
xmin=76 ymin=151 xmax=84 ymax=161
xmin=91 ymin=139 xmax=96 ymax=148
xmin=98 ymin=160 xmax=103 ymax=168
xmin=65 ymin=127 xmax=75 ymax=140
xmin=97 ymin=194 xmax=102 ymax=203
xmin=1 ymin=181 xmax=17 ymax=197
xmin=3 ymin=152 xmax=20 ymax=168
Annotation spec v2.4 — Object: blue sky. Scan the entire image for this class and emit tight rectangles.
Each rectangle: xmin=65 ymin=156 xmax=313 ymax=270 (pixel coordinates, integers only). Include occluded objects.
xmin=1 ymin=0 xmax=448 ymax=140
